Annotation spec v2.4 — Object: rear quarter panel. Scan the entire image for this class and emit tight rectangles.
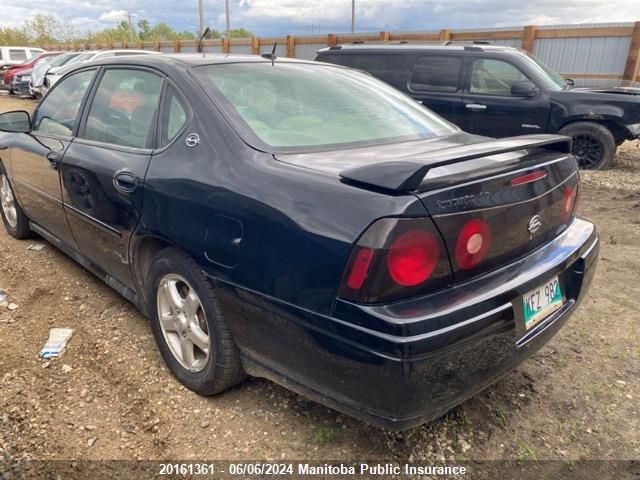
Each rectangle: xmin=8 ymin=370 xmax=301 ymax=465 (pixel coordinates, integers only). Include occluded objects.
xmin=138 ymin=95 xmax=426 ymax=315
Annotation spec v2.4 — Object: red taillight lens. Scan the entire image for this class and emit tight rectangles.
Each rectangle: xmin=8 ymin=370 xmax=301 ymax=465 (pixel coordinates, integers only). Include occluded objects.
xmin=561 ymin=185 xmax=577 ymax=222
xmin=454 ymin=218 xmax=491 ymax=270
xmin=345 ymin=247 xmax=374 ymax=290
xmin=386 ymin=230 xmax=439 ymax=286
xmin=338 ymin=217 xmax=452 ymax=303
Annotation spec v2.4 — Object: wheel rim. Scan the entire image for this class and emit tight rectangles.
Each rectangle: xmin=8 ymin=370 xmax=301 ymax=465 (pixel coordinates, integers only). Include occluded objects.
xmin=0 ymin=174 xmax=18 ymax=229
xmin=156 ymin=274 xmax=211 ymax=372
xmin=572 ymin=134 xmax=604 ymax=169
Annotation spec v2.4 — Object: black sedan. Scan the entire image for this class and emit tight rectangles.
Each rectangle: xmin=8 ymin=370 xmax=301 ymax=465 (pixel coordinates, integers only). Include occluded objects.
xmin=0 ymin=54 xmax=598 ymax=429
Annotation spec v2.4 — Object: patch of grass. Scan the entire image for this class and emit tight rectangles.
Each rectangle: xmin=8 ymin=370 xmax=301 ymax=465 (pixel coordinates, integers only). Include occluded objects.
xmin=517 ymin=441 xmax=539 ymax=460
xmin=492 ymin=404 xmax=510 ymax=432
xmin=312 ymin=426 xmax=337 ymax=444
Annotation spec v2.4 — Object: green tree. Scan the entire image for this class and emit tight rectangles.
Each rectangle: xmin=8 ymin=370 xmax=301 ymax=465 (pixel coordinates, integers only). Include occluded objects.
xmin=0 ymin=27 xmax=30 ymax=46
xmin=137 ymin=19 xmax=151 ymax=40
xmin=228 ymin=28 xmax=252 ymax=38
xmin=24 ymin=14 xmax=61 ymax=45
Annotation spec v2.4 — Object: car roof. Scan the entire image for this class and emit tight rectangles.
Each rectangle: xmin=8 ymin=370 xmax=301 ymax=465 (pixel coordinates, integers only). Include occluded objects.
xmin=91 ymin=49 xmax=161 ymax=55
xmin=83 ymin=53 xmax=318 ymax=68
xmin=317 ymin=43 xmax=523 ymax=54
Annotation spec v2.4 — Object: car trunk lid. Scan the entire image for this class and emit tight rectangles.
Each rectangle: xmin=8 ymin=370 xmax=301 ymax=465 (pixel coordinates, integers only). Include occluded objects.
xmin=277 ymin=133 xmax=579 ymax=285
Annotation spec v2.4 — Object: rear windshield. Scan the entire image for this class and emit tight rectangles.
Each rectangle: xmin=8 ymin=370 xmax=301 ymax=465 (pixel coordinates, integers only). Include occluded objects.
xmin=194 ymin=62 xmax=457 ymax=151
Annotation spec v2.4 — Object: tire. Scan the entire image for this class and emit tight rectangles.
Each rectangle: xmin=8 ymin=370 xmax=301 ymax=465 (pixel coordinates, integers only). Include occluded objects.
xmin=559 ymin=122 xmax=615 ymax=170
xmin=147 ymin=247 xmax=246 ymax=395
xmin=0 ymin=163 xmax=32 ymax=239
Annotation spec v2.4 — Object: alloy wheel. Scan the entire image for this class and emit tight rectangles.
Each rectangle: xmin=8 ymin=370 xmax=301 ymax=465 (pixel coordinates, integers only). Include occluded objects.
xmin=0 ymin=174 xmax=18 ymax=228
xmin=156 ymin=274 xmax=211 ymax=372
xmin=572 ymin=134 xmax=604 ymax=170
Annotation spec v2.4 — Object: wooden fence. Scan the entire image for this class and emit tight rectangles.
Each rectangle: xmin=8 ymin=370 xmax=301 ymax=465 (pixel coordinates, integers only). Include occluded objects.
xmin=45 ymin=22 xmax=640 ymax=83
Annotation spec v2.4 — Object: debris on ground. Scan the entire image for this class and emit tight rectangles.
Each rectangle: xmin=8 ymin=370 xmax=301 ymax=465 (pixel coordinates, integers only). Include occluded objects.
xmin=39 ymin=328 xmax=74 ymax=358
xmin=26 ymin=243 xmax=46 ymax=251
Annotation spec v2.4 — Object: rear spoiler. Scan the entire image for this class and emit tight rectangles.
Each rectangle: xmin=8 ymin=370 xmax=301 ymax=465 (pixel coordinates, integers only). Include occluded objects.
xmin=339 ymin=134 xmax=572 ymax=192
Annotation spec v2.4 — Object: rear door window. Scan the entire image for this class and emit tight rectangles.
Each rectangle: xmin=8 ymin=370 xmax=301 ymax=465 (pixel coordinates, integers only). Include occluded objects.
xmin=29 ymin=49 xmax=42 ymax=57
xmin=160 ymin=85 xmax=188 ymax=146
xmin=409 ymin=56 xmax=462 ymax=92
xmin=9 ymin=49 xmax=27 ymax=62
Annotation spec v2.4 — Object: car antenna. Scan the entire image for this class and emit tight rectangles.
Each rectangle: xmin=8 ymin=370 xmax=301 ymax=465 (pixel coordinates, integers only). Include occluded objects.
xmin=198 ymin=27 xmax=211 ymax=54
xmin=260 ymin=42 xmax=277 ymax=66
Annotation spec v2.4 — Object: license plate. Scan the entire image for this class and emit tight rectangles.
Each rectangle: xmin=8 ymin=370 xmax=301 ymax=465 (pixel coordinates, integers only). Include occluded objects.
xmin=522 ymin=276 xmax=563 ymax=330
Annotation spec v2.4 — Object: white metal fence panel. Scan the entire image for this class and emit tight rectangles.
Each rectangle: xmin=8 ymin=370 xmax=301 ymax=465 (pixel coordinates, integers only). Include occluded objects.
xmin=260 ymin=43 xmax=287 ymax=58
xmin=295 ymin=43 xmax=327 ymax=60
xmin=229 ymin=45 xmax=252 ymax=55
xmin=203 ymin=45 xmax=223 ymax=54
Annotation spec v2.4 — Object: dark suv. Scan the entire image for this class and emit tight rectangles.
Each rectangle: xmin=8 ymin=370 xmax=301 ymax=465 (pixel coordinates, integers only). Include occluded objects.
xmin=316 ymin=43 xmax=640 ymax=170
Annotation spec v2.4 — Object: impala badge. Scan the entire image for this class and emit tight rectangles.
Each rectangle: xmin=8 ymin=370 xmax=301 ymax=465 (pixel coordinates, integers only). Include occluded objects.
xmin=527 ymin=215 xmax=543 ymax=235
xmin=185 ymin=133 xmax=200 ymax=147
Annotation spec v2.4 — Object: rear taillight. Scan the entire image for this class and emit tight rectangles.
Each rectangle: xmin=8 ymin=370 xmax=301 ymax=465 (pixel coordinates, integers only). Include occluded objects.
xmin=345 ymin=247 xmax=374 ymax=290
xmin=338 ymin=217 xmax=451 ymax=303
xmin=387 ymin=230 xmax=439 ymax=286
xmin=454 ymin=218 xmax=491 ymax=270
xmin=561 ymin=184 xmax=578 ymax=223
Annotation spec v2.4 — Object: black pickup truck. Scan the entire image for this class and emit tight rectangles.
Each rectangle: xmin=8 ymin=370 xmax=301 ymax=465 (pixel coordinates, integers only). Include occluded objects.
xmin=316 ymin=43 xmax=640 ymax=169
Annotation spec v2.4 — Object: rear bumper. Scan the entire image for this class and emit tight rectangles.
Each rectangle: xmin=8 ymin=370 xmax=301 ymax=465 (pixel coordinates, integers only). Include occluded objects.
xmin=213 ymin=217 xmax=598 ymax=430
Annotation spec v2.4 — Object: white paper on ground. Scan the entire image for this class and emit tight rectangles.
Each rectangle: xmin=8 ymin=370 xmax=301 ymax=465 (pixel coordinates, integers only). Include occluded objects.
xmin=40 ymin=328 xmax=74 ymax=358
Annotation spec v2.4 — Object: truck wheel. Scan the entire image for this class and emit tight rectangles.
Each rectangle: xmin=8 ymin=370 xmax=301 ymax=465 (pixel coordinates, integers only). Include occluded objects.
xmin=0 ymin=164 xmax=32 ymax=239
xmin=147 ymin=247 xmax=246 ymax=395
xmin=559 ymin=122 xmax=615 ymax=170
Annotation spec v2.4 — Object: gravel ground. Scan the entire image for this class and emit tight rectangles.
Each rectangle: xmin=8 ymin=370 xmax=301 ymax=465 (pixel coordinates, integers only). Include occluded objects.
xmin=0 ymin=93 xmax=638 ymax=476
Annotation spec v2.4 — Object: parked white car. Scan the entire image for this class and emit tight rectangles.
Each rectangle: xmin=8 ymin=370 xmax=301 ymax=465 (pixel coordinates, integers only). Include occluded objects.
xmin=0 ymin=46 xmax=45 ymax=69
xmin=41 ymin=49 xmax=161 ymax=89
xmin=28 ymin=52 xmax=84 ymax=97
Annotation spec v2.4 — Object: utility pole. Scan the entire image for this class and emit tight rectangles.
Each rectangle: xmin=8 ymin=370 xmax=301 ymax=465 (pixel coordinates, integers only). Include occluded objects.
xmin=351 ymin=0 xmax=355 ymax=33
xmin=198 ymin=0 xmax=204 ymax=37
xmin=225 ymin=0 xmax=231 ymax=38
xmin=124 ymin=11 xmax=136 ymax=42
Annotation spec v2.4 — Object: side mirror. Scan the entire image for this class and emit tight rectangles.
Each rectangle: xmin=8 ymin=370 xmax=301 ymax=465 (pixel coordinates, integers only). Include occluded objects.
xmin=511 ymin=81 xmax=539 ymax=98
xmin=0 ymin=110 xmax=31 ymax=133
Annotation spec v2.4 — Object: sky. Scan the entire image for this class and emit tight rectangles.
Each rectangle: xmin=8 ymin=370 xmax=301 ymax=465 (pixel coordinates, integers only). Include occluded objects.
xmin=1 ymin=0 xmax=638 ymax=37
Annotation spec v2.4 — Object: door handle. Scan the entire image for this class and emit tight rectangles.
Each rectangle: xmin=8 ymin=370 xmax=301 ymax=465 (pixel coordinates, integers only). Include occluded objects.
xmin=113 ymin=171 xmax=138 ymax=194
xmin=465 ymin=103 xmax=487 ymax=111
xmin=45 ymin=151 xmax=61 ymax=169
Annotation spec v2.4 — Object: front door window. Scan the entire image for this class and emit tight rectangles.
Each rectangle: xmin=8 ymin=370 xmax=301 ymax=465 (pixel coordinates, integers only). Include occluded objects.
xmin=469 ymin=59 xmax=530 ymax=96
xmin=80 ymin=69 xmax=163 ymax=149
xmin=33 ymin=69 xmax=96 ymax=136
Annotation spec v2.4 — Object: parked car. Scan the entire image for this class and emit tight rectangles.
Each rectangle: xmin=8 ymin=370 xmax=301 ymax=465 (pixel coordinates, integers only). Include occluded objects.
xmin=41 ymin=49 xmax=161 ymax=91
xmin=28 ymin=52 xmax=84 ymax=97
xmin=8 ymin=69 xmax=33 ymax=96
xmin=0 ymin=54 xmax=598 ymax=429
xmin=1 ymin=51 xmax=61 ymax=93
xmin=315 ymin=43 xmax=640 ymax=170
xmin=0 ymin=46 xmax=45 ymax=70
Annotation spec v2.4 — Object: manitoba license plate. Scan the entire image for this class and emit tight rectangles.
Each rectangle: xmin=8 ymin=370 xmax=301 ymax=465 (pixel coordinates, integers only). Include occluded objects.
xmin=522 ymin=276 xmax=563 ymax=330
